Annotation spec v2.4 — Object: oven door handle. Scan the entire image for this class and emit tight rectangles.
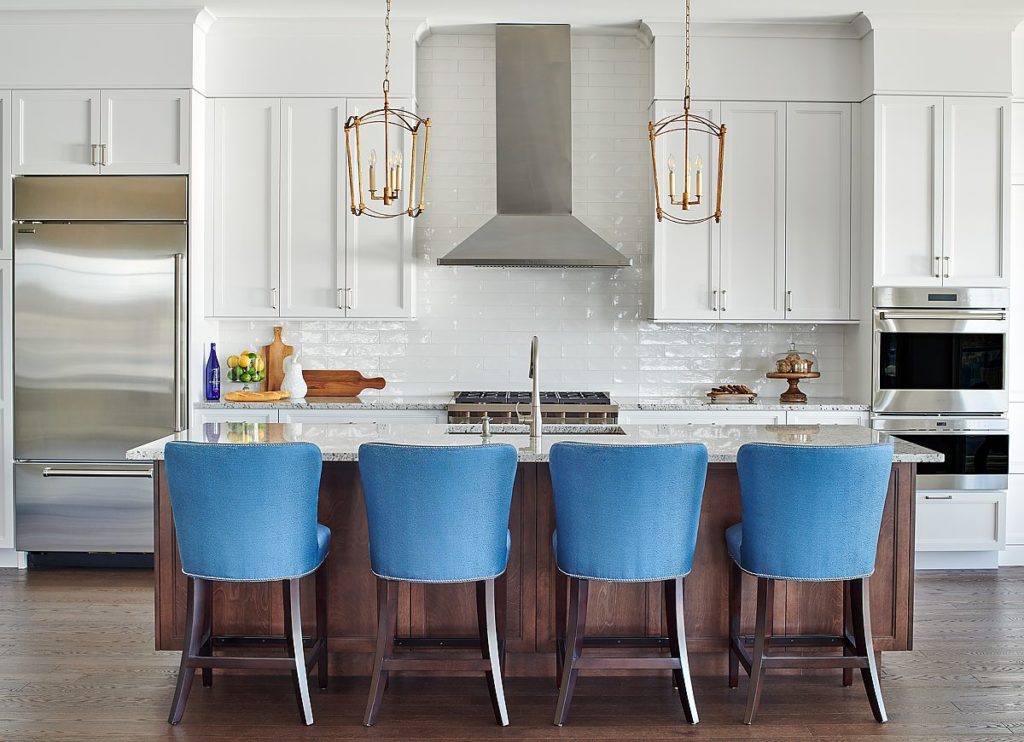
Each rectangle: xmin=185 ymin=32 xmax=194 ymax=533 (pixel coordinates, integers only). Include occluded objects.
xmin=877 ymin=310 xmax=1006 ymax=321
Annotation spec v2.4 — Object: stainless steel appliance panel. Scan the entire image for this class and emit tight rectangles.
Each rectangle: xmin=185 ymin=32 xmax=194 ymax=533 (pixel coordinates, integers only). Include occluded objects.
xmin=14 ymin=222 xmax=187 ymax=460
xmin=14 ymin=175 xmax=188 ymax=221
xmin=15 ymin=462 xmax=154 ymax=552
xmin=873 ymin=286 xmax=1009 ymax=311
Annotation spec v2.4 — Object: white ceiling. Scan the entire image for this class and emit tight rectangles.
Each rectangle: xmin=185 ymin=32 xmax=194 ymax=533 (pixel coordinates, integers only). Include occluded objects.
xmin=0 ymin=0 xmax=1022 ymax=27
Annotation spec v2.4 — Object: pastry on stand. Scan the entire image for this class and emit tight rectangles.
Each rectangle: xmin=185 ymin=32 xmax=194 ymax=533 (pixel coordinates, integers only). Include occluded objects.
xmin=766 ymin=344 xmax=820 ymax=404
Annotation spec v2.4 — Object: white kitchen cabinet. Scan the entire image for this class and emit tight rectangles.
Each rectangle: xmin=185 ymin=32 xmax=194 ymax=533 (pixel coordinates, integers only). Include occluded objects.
xmin=0 ymin=262 xmax=13 ymax=549
xmin=1012 ymin=102 xmax=1024 ymax=185
xmin=619 ymin=410 xmax=786 ymax=426
xmin=194 ymin=409 xmax=279 ymax=425
xmin=785 ymin=410 xmax=868 ymax=426
xmin=1 ymin=91 xmax=10 ymax=261
xmin=280 ymin=98 xmax=347 ymax=318
xmin=344 ymin=98 xmax=415 ymax=319
xmin=872 ymin=95 xmax=1009 ymax=288
xmin=650 ymin=100 xmax=722 ymax=322
xmin=212 ymin=98 xmax=281 ymax=318
xmin=13 ymin=89 xmax=189 ymax=175
xmin=12 ymin=90 xmax=101 ymax=174
xmin=719 ymin=101 xmax=786 ymax=321
xmin=916 ymin=490 xmax=1006 ymax=552
xmin=785 ymin=103 xmax=851 ymax=320
xmin=100 ymin=90 xmax=189 ymax=174
xmin=278 ymin=409 xmax=445 ymax=424
xmin=942 ymin=97 xmax=1009 ymax=287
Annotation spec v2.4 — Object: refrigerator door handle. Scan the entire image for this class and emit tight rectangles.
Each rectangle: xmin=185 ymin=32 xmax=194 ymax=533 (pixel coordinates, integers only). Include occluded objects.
xmin=42 ymin=467 xmax=153 ymax=479
xmin=173 ymin=253 xmax=187 ymax=432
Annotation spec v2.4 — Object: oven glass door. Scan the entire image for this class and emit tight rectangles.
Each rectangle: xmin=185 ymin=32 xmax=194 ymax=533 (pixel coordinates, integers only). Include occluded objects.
xmin=878 ymin=332 xmax=1005 ymax=391
xmin=890 ymin=432 xmax=1008 ymax=489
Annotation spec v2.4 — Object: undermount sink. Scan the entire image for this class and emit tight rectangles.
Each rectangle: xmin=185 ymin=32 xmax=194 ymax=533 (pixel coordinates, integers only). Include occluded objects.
xmin=446 ymin=424 xmax=626 ymax=436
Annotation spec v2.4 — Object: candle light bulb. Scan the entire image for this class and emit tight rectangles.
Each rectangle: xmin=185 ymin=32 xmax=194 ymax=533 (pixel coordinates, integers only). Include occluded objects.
xmin=369 ymin=149 xmax=377 ymax=166
xmin=667 ymin=154 xmax=676 ymax=173
xmin=695 ymin=156 xmax=703 ymax=172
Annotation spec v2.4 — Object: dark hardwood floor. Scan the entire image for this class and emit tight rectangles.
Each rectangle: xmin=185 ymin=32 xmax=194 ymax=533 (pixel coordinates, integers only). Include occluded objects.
xmin=0 ymin=568 xmax=1022 ymax=740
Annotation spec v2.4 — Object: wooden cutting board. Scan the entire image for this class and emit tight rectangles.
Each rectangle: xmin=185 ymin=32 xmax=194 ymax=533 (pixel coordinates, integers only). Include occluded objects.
xmin=302 ymin=370 xmax=387 ymax=397
xmin=261 ymin=326 xmax=293 ymax=391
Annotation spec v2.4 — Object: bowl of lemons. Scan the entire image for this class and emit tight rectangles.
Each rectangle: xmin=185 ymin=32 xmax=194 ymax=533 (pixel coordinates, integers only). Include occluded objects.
xmin=226 ymin=350 xmax=266 ymax=390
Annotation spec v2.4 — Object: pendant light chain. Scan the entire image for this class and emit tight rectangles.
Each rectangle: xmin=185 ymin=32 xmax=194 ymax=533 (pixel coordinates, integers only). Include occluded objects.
xmin=383 ymin=0 xmax=392 ymax=103
xmin=683 ymin=0 xmax=691 ymax=110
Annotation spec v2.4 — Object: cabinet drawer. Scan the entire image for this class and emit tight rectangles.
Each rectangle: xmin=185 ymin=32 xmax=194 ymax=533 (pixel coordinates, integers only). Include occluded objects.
xmin=621 ymin=410 xmax=785 ymax=425
xmin=916 ymin=490 xmax=1006 ymax=552
xmin=194 ymin=409 xmax=279 ymax=425
xmin=278 ymin=409 xmax=444 ymax=424
xmin=786 ymin=411 xmax=869 ymax=426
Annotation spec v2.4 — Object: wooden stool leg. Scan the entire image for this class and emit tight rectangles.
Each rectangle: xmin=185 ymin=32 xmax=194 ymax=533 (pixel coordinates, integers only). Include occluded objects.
xmin=495 ymin=572 xmax=508 ymax=673
xmin=555 ymin=568 xmax=567 ymax=686
xmin=284 ymin=579 xmax=314 ymax=725
xmin=664 ymin=578 xmax=683 ymax=690
xmin=477 ymin=578 xmax=510 ymax=726
xmin=743 ymin=577 xmax=774 ymax=725
xmin=553 ymin=577 xmax=589 ymax=727
xmin=850 ymin=577 xmax=888 ymax=723
xmin=168 ymin=577 xmax=206 ymax=725
xmin=667 ymin=576 xmax=699 ymax=724
xmin=201 ymin=580 xmax=214 ymax=688
xmin=842 ymin=580 xmax=854 ymax=687
xmin=364 ymin=578 xmax=398 ymax=727
xmin=315 ymin=561 xmax=329 ymax=690
xmin=728 ymin=560 xmax=742 ymax=689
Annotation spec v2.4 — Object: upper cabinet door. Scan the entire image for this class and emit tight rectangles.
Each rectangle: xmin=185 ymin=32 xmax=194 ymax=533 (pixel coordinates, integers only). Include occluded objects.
xmin=650 ymin=100 xmax=722 ymax=321
xmin=1 ymin=91 xmax=11 ymax=260
xmin=344 ymin=98 xmax=415 ymax=319
xmin=942 ymin=97 xmax=1009 ymax=287
xmin=12 ymin=90 xmax=101 ymax=174
xmin=280 ymin=98 xmax=346 ymax=318
xmin=212 ymin=99 xmax=281 ymax=318
xmin=719 ymin=101 xmax=786 ymax=321
xmin=101 ymin=90 xmax=189 ymax=174
xmin=785 ymin=103 xmax=851 ymax=320
xmin=873 ymin=96 xmax=943 ymax=287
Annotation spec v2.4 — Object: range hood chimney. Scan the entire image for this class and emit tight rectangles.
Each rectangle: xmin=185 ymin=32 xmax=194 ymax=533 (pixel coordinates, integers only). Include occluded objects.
xmin=437 ymin=24 xmax=632 ymax=268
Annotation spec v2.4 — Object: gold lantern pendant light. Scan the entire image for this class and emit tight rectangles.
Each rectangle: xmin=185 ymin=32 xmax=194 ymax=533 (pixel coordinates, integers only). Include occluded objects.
xmin=648 ymin=0 xmax=725 ymax=225
xmin=344 ymin=0 xmax=431 ymax=219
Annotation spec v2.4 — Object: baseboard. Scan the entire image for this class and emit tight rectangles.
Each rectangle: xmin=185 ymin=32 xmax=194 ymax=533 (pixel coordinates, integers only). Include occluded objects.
xmin=916 ymin=550 xmax=1000 ymax=570
xmin=0 ymin=549 xmax=27 ymax=569
xmin=999 ymin=544 xmax=1024 ymax=566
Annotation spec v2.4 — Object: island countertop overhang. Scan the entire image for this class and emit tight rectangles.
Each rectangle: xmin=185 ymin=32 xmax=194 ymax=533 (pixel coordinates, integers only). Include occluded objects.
xmin=127 ymin=422 xmax=942 ymax=463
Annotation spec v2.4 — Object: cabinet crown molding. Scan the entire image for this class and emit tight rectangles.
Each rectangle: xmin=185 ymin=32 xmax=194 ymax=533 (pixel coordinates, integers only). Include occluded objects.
xmin=642 ymin=18 xmax=866 ymax=40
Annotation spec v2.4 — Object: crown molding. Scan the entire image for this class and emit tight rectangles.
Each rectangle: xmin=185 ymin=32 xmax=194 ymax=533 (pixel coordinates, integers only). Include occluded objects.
xmin=864 ymin=11 xmax=1023 ymax=32
xmin=0 ymin=8 xmax=207 ymax=26
xmin=642 ymin=19 xmax=866 ymax=41
xmin=204 ymin=16 xmax=426 ymax=39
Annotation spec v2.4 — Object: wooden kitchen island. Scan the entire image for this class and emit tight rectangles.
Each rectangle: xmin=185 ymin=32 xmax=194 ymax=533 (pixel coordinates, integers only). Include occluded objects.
xmin=130 ymin=422 xmax=941 ymax=677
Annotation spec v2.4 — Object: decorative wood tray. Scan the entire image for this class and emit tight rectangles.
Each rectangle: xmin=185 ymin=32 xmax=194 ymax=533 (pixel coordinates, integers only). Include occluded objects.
xmin=223 ymin=390 xmax=291 ymax=403
xmin=707 ymin=385 xmax=758 ymax=404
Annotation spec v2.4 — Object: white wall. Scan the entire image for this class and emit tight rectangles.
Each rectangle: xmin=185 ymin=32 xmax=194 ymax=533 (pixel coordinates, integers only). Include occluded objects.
xmin=216 ymin=30 xmax=847 ymax=400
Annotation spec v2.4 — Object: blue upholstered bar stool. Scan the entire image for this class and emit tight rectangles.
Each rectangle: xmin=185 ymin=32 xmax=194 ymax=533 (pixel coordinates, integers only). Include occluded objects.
xmin=358 ymin=442 xmax=519 ymax=727
xmin=548 ymin=442 xmax=709 ymax=727
xmin=163 ymin=442 xmax=331 ymax=726
xmin=727 ymin=443 xmax=894 ymax=725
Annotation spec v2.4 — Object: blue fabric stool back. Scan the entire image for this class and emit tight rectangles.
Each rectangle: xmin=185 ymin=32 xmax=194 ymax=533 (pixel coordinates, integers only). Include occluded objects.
xmin=733 ymin=443 xmax=894 ymax=581
xmin=358 ymin=443 xmax=519 ymax=583
xmin=165 ymin=442 xmax=325 ymax=582
xmin=549 ymin=442 xmax=709 ymax=581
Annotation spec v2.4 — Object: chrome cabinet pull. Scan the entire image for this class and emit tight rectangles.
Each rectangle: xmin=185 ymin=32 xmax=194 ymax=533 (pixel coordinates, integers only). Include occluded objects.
xmin=43 ymin=467 xmax=152 ymax=478
xmin=100 ymin=143 xmax=109 ymax=166
xmin=337 ymin=288 xmax=345 ymax=309
xmin=924 ymin=494 xmax=953 ymax=500
xmin=173 ymin=254 xmax=186 ymax=432
xmin=345 ymin=287 xmax=353 ymax=309
xmin=90 ymin=144 xmax=99 ymax=166
xmin=786 ymin=290 xmax=793 ymax=312
xmin=943 ymin=255 xmax=951 ymax=278
xmin=934 ymin=255 xmax=941 ymax=278
xmin=720 ymin=289 xmax=727 ymax=312
xmin=711 ymin=289 xmax=718 ymax=312
xmin=271 ymin=287 xmax=278 ymax=310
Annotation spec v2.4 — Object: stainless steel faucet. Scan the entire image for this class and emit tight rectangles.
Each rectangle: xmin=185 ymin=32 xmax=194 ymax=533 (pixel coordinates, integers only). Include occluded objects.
xmin=529 ymin=335 xmax=542 ymax=440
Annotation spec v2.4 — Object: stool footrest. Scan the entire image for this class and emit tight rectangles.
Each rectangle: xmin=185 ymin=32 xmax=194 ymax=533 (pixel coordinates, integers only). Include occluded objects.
xmin=574 ymin=656 xmax=682 ymax=671
xmin=382 ymin=657 xmax=496 ymax=672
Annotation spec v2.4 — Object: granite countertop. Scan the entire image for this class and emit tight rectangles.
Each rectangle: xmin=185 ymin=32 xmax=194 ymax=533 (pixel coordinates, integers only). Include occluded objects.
xmin=128 ymin=423 xmax=941 ymax=463
xmin=196 ymin=395 xmax=868 ymax=412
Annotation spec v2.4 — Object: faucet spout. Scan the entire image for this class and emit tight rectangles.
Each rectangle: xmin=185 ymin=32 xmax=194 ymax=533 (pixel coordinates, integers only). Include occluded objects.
xmin=529 ymin=336 xmax=542 ymax=441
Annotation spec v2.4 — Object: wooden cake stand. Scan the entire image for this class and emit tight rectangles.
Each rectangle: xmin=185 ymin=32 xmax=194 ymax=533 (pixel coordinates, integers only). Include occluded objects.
xmin=765 ymin=372 xmax=820 ymax=404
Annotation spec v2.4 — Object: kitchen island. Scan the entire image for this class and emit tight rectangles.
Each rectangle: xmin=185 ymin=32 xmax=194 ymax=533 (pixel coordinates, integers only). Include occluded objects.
xmin=130 ymin=423 xmax=940 ymax=676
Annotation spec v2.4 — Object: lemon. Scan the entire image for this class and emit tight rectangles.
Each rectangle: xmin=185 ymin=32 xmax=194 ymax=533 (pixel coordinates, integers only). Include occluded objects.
xmin=227 ymin=355 xmax=239 ymax=369
xmin=237 ymin=354 xmax=251 ymax=369
xmin=257 ymin=358 xmax=266 ymax=372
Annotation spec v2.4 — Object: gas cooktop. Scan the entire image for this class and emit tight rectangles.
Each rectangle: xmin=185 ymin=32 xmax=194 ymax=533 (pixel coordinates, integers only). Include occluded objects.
xmin=453 ymin=391 xmax=612 ymax=405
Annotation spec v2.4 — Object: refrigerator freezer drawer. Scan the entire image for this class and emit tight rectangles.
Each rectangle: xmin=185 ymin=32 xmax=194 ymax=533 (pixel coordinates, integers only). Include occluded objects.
xmin=15 ymin=462 xmax=155 ymax=553
xmin=14 ymin=175 xmax=187 ymax=221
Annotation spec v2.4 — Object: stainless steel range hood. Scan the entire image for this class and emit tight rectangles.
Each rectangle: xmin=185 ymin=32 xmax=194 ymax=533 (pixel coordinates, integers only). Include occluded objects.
xmin=437 ymin=24 xmax=631 ymax=268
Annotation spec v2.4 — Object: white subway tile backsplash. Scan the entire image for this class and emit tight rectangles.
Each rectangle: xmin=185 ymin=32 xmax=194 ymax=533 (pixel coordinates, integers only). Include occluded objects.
xmin=216 ymin=31 xmax=847 ymax=400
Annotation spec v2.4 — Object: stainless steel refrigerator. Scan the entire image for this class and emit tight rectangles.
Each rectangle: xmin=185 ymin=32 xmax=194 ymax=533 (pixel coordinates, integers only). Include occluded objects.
xmin=13 ymin=176 xmax=187 ymax=553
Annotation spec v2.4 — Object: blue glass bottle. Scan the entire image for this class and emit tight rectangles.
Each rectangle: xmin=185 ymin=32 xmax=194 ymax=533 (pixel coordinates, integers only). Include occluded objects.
xmin=205 ymin=343 xmax=221 ymax=401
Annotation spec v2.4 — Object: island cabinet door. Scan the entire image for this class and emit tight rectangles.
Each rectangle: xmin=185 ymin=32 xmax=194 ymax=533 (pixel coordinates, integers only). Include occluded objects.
xmin=404 ymin=464 xmax=534 ymax=658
